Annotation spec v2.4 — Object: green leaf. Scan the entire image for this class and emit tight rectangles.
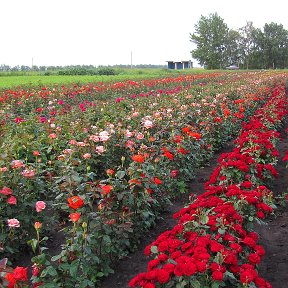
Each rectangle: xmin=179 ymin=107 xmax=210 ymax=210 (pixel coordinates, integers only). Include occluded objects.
xmin=47 ymin=146 xmax=53 ymax=153
xmin=40 ymin=266 xmax=58 ymax=277
xmin=51 ymin=254 xmax=62 ymax=262
xmin=96 ymin=272 xmax=104 ymax=277
xmin=27 ymin=239 xmax=38 ymax=253
xmin=72 ymin=174 xmax=81 ymax=183
xmin=40 ymin=283 xmax=58 ymax=288
xmin=87 ymin=172 xmax=96 ymax=180
xmin=116 ymin=170 xmax=125 ymax=179
xmin=200 ymin=214 xmax=209 ymax=224
xmin=224 ymin=271 xmax=237 ymax=280
xmin=150 ymin=245 xmax=158 ymax=254
xmin=176 ymin=280 xmax=187 ymax=288
xmin=190 ymin=279 xmax=201 ymax=288
xmin=211 ymin=282 xmax=220 ymax=288
xmin=70 ymin=261 xmax=79 ymax=278
xmin=103 ymin=235 xmax=111 ymax=244
xmin=218 ymin=228 xmax=226 ymax=234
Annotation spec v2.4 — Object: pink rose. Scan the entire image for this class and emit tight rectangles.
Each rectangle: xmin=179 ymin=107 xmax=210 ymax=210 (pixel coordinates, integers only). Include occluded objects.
xmin=35 ymin=201 xmax=46 ymax=212
xmin=69 ymin=139 xmax=77 ymax=145
xmin=22 ymin=169 xmax=35 ymax=178
xmin=99 ymin=131 xmax=110 ymax=142
xmin=8 ymin=218 xmax=20 ymax=228
xmin=0 ymin=167 xmax=8 ymax=172
xmin=11 ymin=160 xmax=24 ymax=169
xmin=82 ymin=153 xmax=91 ymax=159
xmin=136 ymin=133 xmax=144 ymax=140
xmin=0 ymin=187 xmax=12 ymax=195
xmin=48 ymin=133 xmax=57 ymax=139
xmin=143 ymin=119 xmax=153 ymax=129
xmin=7 ymin=196 xmax=17 ymax=205
xmin=124 ymin=130 xmax=133 ymax=138
xmin=95 ymin=146 xmax=105 ymax=154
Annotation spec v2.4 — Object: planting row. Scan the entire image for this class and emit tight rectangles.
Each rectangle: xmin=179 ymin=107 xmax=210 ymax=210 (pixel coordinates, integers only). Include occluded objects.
xmin=0 ymin=72 xmax=287 ymax=287
xmin=129 ymin=83 xmax=288 ymax=287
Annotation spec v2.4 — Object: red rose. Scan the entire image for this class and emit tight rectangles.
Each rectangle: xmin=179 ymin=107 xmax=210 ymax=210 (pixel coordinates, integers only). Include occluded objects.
xmin=196 ymin=261 xmax=207 ymax=273
xmin=143 ymin=283 xmax=156 ymax=288
xmin=69 ymin=212 xmax=81 ymax=223
xmin=162 ymin=263 xmax=175 ymax=274
xmin=212 ymin=270 xmax=224 ymax=281
xmin=5 ymin=273 xmax=16 ymax=288
xmin=174 ymin=263 xmax=184 ymax=276
xmin=132 ymin=154 xmax=145 ymax=163
xmin=183 ymin=262 xmax=197 ymax=276
xmin=248 ymin=253 xmax=261 ymax=265
xmin=67 ymin=196 xmax=84 ymax=210
xmin=157 ymin=269 xmax=170 ymax=283
xmin=256 ymin=211 xmax=265 ymax=219
xmin=100 ymin=184 xmax=112 ymax=197
xmin=153 ymin=177 xmax=162 ymax=185
xmin=106 ymin=169 xmax=115 ymax=176
xmin=170 ymin=170 xmax=179 ymax=178
xmin=240 ymin=269 xmax=255 ymax=284
xmin=13 ymin=266 xmax=28 ymax=281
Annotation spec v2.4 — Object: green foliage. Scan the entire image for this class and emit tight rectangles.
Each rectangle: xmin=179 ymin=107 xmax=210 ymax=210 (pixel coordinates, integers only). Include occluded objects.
xmin=190 ymin=13 xmax=229 ymax=69
xmin=190 ymin=14 xmax=288 ymax=69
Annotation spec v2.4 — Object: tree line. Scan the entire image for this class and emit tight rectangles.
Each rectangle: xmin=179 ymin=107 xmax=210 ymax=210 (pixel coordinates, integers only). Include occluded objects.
xmin=190 ymin=13 xmax=288 ymax=69
xmin=0 ymin=64 xmax=166 ymax=73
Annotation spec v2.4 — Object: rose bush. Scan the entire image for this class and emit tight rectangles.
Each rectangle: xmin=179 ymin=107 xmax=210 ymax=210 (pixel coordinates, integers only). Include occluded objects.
xmin=129 ymin=82 xmax=287 ymax=288
xmin=0 ymin=71 xmax=287 ymax=286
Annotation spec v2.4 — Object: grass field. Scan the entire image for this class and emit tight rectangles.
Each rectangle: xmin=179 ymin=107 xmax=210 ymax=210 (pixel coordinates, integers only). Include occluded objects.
xmin=0 ymin=68 xmax=207 ymax=89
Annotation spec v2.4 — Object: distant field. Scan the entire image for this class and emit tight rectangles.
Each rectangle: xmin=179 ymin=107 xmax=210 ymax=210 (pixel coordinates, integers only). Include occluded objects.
xmin=0 ymin=68 xmax=206 ymax=89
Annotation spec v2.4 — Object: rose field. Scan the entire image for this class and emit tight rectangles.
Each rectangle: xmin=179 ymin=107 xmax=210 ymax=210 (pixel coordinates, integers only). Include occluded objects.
xmin=0 ymin=70 xmax=288 ymax=287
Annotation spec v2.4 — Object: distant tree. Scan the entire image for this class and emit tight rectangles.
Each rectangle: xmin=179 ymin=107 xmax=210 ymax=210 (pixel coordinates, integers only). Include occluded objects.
xmin=262 ymin=23 xmax=288 ymax=69
xmin=0 ymin=64 xmax=11 ymax=71
xmin=32 ymin=65 xmax=39 ymax=71
xmin=225 ymin=29 xmax=242 ymax=66
xmin=248 ymin=28 xmax=266 ymax=69
xmin=11 ymin=65 xmax=20 ymax=71
xmin=190 ymin=13 xmax=229 ymax=69
xmin=249 ymin=23 xmax=288 ymax=69
xmin=238 ymin=21 xmax=257 ymax=69
xmin=21 ymin=65 xmax=31 ymax=71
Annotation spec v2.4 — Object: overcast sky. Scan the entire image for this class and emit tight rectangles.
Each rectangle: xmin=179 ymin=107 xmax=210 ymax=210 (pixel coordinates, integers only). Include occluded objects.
xmin=1 ymin=0 xmax=287 ymax=67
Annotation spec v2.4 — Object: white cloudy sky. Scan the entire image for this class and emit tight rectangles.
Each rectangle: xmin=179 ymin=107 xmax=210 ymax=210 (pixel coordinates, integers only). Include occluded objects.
xmin=1 ymin=0 xmax=287 ymax=67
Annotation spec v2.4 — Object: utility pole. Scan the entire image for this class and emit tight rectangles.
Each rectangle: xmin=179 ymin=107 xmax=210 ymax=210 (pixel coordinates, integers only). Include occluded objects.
xmin=32 ymin=57 xmax=33 ymax=70
xmin=131 ymin=51 xmax=133 ymax=69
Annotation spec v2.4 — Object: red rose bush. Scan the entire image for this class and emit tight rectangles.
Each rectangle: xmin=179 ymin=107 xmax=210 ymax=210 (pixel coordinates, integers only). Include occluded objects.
xmin=129 ymin=83 xmax=287 ymax=287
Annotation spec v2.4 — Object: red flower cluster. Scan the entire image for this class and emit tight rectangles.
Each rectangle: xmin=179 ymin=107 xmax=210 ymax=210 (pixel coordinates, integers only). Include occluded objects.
xmin=129 ymin=84 xmax=287 ymax=287
xmin=0 ymin=186 xmax=17 ymax=205
xmin=5 ymin=266 xmax=28 ymax=288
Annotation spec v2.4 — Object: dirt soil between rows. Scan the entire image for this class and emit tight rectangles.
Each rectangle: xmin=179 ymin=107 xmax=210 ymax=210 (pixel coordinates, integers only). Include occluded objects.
xmin=99 ymin=119 xmax=288 ymax=288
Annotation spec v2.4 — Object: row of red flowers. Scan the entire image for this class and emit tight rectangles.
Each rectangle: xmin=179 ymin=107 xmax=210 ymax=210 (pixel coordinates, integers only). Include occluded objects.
xmin=129 ymin=83 xmax=288 ymax=287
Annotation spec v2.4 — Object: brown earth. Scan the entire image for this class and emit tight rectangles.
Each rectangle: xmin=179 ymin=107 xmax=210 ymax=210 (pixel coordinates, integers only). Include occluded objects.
xmin=99 ymin=120 xmax=288 ymax=288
